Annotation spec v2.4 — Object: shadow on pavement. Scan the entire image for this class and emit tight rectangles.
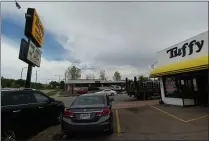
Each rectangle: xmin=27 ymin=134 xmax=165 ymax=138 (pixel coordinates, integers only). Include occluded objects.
xmin=18 ymin=124 xmax=51 ymax=141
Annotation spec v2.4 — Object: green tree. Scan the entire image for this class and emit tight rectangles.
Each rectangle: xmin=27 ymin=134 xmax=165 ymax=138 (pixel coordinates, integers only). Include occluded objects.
xmin=65 ymin=66 xmax=81 ymax=80
xmin=138 ymin=75 xmax=149 ymax=82
xmin=99 ymin=70 xmax=106 ymax=80
xmin=1 ymin=77 xmax=12 ymax=87
xmin=49 ymin=81 xmax=60 ymax=88
xmin=113 ymin=71 xmax=121 ymax=81
xmin=86 ymin=73 xmax=95 ymax=80
xmin=16 ymin=79 xmax=25 ymax=87
xmin=1 ymin=76 xmax=45 ymax=89
xmin=60 ymin=81 xmax=65 ymax=89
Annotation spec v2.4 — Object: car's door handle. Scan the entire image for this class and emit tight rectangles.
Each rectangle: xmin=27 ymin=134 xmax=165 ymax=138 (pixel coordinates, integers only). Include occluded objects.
xmin=39 ymin=107 xmax=44 ymax=109
xmin=13 ymin=110 xmax=21 ymax=113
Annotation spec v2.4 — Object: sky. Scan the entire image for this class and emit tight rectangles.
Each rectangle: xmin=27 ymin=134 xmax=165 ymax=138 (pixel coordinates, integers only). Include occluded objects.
xmin=1 ymin=1 xmax=208 ymax=84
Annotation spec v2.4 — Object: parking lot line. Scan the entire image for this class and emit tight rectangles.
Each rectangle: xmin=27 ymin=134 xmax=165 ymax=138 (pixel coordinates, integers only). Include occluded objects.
xmin=149 ymin=105 xmax=187 ymax=122
xmin=185 ymin=115 xmax=209 ymax=123
xmin=115 ymin=109 xmax=121 ymax=136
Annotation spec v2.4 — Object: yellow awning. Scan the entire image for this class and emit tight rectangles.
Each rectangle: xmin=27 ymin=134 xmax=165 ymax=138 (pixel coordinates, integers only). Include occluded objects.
xmin=150 ymin=56 xmax=209 ymax=77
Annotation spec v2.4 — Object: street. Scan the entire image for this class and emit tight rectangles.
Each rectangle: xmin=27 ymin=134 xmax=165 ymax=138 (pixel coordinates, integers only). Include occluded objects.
xmin=54 ymin=93 xmax=137 ymax=107
xmin=30 ymin=93 xmax=208 ymax=141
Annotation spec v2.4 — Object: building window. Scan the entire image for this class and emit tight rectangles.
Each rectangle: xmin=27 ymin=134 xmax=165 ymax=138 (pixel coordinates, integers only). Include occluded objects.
xmin=163 ymin=72 xmax=199 ymax=99
xmin=164 ymin=77 xmax=182 ymax=98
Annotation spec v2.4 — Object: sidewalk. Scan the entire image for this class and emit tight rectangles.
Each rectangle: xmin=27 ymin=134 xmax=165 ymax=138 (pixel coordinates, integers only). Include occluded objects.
xmin=51 ymin=91 xmax=61 ymax=98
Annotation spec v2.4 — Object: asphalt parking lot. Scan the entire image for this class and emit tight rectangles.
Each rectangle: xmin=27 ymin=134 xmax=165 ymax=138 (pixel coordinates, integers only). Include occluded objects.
xmin=118 ymin=105 xmax=208 ymax=140
xmin=29 ymin=94 xmax=208 ymax=141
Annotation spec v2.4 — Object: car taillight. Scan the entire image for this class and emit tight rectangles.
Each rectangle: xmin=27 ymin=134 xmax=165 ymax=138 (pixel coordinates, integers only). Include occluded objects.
xmin=96 ymin=107 xmax=110 ymax=116
xmin=64 ymin=108 xmax=74 ymax=118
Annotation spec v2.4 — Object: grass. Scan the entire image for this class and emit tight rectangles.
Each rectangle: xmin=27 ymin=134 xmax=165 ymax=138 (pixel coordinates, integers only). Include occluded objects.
xmin=59 ymin=91 xmax=70 ymax=96
xmin=46 ymin=90 xmax=60 ymax=96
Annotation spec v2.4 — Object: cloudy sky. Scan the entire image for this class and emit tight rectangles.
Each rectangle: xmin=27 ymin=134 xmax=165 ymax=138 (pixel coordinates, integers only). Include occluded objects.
xmin=1 ymin=1 xmax=208 ymax=83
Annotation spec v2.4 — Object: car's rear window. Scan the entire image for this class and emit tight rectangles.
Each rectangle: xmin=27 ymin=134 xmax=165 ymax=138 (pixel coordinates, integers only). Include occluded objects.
xmin=73 ymin=96 xmax=105 ymax=105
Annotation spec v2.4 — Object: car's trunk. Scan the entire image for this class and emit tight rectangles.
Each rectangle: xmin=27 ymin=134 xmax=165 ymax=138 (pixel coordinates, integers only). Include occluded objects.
xmin=70 ymin=104 xmax=105 ymax=123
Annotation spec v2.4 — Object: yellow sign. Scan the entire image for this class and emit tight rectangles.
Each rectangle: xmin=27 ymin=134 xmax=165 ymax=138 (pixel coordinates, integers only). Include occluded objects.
xmin=25 ymin=8 xmax=44 ymax=47
xmin=31 ymin=9 xmax=44 ymax=47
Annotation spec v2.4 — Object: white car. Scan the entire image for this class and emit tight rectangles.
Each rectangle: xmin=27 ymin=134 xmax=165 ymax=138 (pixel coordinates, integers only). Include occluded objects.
xmin=96 ymin=89 xmax=117 ymax=96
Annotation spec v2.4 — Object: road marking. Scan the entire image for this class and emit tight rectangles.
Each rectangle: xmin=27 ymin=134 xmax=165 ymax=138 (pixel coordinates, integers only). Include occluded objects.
xmin=115 ymin=109 xmax=121 ymax=136
xmin=149 ymin=105 xmax=187 ymax=122
xmin=185 ymin=115 xmax=209 ymax=122
xmin=149 ymin=105 xmax=209 ymax=123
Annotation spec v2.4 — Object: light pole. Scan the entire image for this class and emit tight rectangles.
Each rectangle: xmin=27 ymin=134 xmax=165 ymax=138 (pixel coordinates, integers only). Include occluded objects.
xmin=20 ymin=67 xmax=27 ymax=79
xmin=15 ymin=0 xmax=21 ymax=9
xmin=35 ymin=70 xmax=40 ymax=84
xmin=150 ymin=62 xmax=158 ymax=82
xmin=151 ymin=62 xmax=158 ymax=69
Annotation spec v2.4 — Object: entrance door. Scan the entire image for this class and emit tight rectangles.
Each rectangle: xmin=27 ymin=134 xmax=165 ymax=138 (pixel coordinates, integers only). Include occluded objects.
xmin=196 ymin=70 xmax=208 ymax=106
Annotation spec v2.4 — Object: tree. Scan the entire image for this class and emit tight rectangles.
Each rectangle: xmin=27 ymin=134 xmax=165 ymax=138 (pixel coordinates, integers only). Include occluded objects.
xmin=99 ymin=70 xmax=106 ymax=80
xmin=60 ymin=81 xmax=65 ymax=89
xmin=138 ymin=75 xmax=149 ymax=82
xmin=49 ymin=81 xmax=60 ymax=88
xmin=113 ymin=71 xmax=121 ymax=81
xmin=1 ymin=77 xmax=45 ymax=89
xmin=86 ymin=73 xmax=95 ymax=80
xmin=65 ymin=65 xmax=81 ymax=80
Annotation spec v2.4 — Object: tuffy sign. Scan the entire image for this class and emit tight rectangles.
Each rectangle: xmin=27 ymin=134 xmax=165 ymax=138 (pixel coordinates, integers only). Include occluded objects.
xmin=166 ymin=40 xmax=204 ymax=58
xmin=24 ymin=8 xmax=44 ymax=47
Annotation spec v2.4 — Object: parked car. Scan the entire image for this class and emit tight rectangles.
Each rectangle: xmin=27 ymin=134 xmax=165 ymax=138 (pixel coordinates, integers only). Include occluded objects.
xmin=1 ymin=89 xmax=65 ymax=141
xmin=61 ymin=93 xmax=114 ymax=135
xmin=111 ymin=85 xmax=122 ymax=91
xmin=95 ymin=89 xmax=117 ymax=96
xmin=77 ymin=88 xmax=88 ymax=94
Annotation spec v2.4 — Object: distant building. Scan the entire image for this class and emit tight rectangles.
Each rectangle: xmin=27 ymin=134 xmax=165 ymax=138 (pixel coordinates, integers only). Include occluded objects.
xmin=64 ymin=79 xmax=125 ymax=91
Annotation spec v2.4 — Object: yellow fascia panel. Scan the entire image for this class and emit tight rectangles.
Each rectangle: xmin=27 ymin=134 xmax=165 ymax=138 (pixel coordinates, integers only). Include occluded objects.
xmin=150 ymin=56 xmax=208 ymax=77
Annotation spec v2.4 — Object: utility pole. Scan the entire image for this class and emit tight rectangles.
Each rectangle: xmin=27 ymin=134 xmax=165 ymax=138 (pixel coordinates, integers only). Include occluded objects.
xmin=35 ymin=70 xmax=38 ymax=83
xmin=20 ymin=67 xmax=27 ymax=79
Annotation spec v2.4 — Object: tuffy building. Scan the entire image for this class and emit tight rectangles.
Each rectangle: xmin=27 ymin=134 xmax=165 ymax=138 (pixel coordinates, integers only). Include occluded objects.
xmin=150 ymin=31 xmax=208 ymax=106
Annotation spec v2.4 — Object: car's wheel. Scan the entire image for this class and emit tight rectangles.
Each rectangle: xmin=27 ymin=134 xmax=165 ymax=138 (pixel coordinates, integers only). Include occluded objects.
xmin=3 ymin=130 xmax=16 ymax=141
xmin=55 ymin=111 xmax=63 ymax=124
xmin=105 ymin=123 xmax=113 ymax=135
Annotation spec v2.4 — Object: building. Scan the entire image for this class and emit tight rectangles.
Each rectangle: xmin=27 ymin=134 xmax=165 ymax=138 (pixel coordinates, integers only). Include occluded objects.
xmin=150 ymin=31 xmax=208 ymax=106
xmin=64 ymin=79 xmax=126 ymax=91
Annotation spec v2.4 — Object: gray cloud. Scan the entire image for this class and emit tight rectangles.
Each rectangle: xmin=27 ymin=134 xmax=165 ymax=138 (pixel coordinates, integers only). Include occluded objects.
xmin=2 ymin=2 xmax=208 ymax=79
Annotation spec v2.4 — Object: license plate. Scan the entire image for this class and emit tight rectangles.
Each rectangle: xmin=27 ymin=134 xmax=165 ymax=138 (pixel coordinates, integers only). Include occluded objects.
xmin=80 ymin=113 xmax=91 ymax=119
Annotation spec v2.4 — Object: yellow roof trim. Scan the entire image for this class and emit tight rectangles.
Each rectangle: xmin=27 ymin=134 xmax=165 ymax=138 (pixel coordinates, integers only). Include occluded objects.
xmin=150 ymin=56 xmax=208 ymax=77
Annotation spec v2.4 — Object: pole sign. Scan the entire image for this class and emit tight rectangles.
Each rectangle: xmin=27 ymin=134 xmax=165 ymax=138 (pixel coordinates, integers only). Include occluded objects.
xmin=19 ymin=39 xmax=42 ymax=67
xmin=24 ymin=8 xmax=44 ymax=47
xmin=27 ymin=40 xmax=42 ymax=67
xmin=19 ymin=38 xmax=29 ymax=63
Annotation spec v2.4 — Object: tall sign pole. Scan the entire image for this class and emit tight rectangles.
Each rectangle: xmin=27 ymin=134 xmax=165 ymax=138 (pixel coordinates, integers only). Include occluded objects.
xmin=19 ymin=8 xmax=44 ymax=88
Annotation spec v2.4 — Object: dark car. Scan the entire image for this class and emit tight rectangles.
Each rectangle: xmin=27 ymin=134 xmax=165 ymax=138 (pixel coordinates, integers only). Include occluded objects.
xmin=1 ymin=89 xmax=65 ymax=141
xmin=61 ymin=93 xmax=114 ymax=135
